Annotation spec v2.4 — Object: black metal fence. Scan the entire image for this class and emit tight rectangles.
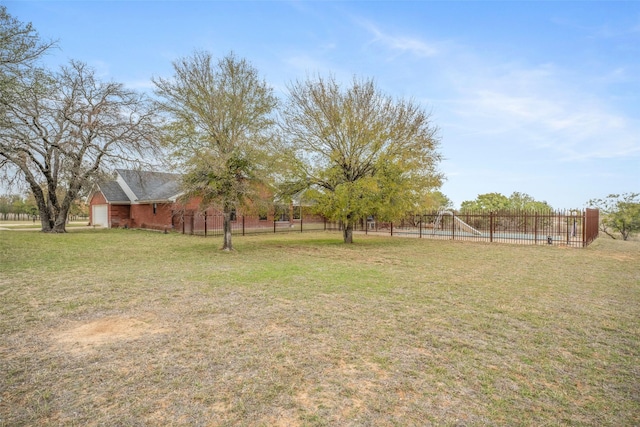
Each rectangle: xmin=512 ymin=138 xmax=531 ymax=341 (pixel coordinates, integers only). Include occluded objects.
xmin=178 ymin=209 xmax=599 ymax=248
xmin=178 ymin=213 xmax=330 ymax=237
xmin=343 ymin=209 xmax=599 ymax=247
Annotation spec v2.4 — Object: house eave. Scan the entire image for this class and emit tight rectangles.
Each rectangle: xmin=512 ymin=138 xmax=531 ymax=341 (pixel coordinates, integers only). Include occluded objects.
xmin=134 ymin=199 xmax=173 ymax=204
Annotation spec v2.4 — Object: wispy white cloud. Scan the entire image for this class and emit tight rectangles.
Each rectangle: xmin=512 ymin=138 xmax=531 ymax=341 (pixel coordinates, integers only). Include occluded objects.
xmin=124 ymin=79 xmax=155 ymax=91
xmin=357 ymin=19 xmax=439 ymax=58
xmin=441 ymin=59 xmax=640 ymax=162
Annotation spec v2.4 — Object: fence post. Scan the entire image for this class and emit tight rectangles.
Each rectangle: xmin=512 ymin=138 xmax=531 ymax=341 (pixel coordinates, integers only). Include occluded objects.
xmin=391 ymin=222 xmax=393 ymax=236
xmin=274 ymin=218 xmax=276 ymax=234
xmin=242 ymin=215 xmax=245 ymax=236
xmin=204 ymin=212 xmax=207 ymax=237
xmin=582 ymin=210 xmax=587 ymax=247
xmin=419 ymin=216 xmax=422 ymax=238
xmin=534 ymin=213 xmax=538 ymax=244
xmin=490 ymin=212 xmax=494 ymax=243
xmin=300 ymin=216 xmax=303 ymax=233
xmin=452 ymin=212 xmax=455 ymax=240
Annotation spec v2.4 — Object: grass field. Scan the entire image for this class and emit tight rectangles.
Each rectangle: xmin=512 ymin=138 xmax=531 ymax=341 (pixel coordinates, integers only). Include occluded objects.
xmin=0 ymin=220 xmax=91 ymax=230
xmin=1 ymin=229 xmax=638 ymax=426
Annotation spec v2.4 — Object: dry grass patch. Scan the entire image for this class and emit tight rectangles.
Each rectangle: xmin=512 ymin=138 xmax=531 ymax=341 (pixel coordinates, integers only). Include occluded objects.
xmin=53 ymin=315 xmax=167 ymax=355
xmin=1 ymin=229 xmax=639 ymax=426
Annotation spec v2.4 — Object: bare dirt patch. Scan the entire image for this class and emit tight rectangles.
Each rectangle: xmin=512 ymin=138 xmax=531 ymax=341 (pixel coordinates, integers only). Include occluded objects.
xmin=53 ymin=316 xmax=166 ymax=354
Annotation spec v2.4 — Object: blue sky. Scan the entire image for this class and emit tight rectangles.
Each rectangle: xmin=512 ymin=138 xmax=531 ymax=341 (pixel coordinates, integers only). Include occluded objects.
xmin=5 ymin=1 xmax=639 ymax=209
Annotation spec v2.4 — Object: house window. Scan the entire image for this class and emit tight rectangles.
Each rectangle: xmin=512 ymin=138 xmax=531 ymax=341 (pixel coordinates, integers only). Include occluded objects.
xmin=153 ymin=203 xmax=157 ymax=215
xmin=230 ymin=208 xmax=237 ymax=222
xmin=293 ymin=206 xmax=301 ymax=220
xmin=275 ymin=205 xmax=289 ymax=222
xmin=258 ymin=208 xmax=268 ymax=221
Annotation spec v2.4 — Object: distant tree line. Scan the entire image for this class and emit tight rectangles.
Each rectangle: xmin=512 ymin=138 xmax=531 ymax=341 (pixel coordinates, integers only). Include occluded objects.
xmin=0 ymin=194 xmax=37 ymax=220
xmin=460 ymin=192 xmax=553 ymax=213
xmin=0 ymin=193 xmax=87 ymax=221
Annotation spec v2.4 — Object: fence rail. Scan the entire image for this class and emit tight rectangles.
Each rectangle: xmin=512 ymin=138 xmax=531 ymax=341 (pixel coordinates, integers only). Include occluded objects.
xmin=177 ymin=209 xmax=599 ymax=248
xmin=178 ymin=213 xmax=330 ymax=237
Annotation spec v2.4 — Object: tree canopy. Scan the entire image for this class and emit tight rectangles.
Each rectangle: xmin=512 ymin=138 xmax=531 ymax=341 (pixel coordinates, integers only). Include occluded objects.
xmin=279 ymin=75 xmax=442 ymax=243
xmin=588 ymin=193 xmax=640 ymax=241
xmin=153 ymin=51 xmax=278 ymax=251
xmin=0 ymin=5 xmax=55 ymax=81
xmin=0 ymin=60 xmax=159 ymax=232
xmin=460 ymin=192 xmax=552 ymax=212
xmin=1 ymin=9 xmax=159 ymax=232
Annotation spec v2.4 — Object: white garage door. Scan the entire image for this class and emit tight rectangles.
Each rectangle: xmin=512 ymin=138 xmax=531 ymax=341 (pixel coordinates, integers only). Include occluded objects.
xmin=92 ymin=205 xmax=108 ymax=227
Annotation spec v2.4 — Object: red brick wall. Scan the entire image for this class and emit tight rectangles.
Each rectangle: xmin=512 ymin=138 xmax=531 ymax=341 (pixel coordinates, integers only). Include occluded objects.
xmin=109 ymin=205 xmax=131 ymax=228
xmin=130 ymin=203 xmax=176 ymax=231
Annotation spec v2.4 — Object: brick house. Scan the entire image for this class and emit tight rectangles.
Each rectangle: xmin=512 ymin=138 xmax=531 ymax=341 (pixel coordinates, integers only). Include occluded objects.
xmin=88 ymin=169 xmax=323 ymax=231
xmin=88 ymin=169 xmax=187 ymax=230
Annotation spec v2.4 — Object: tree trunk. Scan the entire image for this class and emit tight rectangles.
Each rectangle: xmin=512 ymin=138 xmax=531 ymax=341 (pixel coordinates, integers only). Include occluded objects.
xmin=52 ymin=205 xmax=70 ymax=233
xmin=343 ymin=222 xmax=354 ymax=244
xmin=221 ymin=209 xmax=234 ymax=251
xmin=51 ymin=189 xmax=79 ymax=233
xmin=35 ymin=197 xmax=53 ymax=232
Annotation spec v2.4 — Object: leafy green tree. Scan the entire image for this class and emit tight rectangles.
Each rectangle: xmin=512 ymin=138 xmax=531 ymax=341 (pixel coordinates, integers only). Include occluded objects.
xmin=460 ymin=192 xmax=510 ymax=212
xmin=588 ymin=193 xmax=640 ymax=240
xmin=279 ymin=75 xmax=442 ymax=243
xmin=423 ymin=191 xmax=453 ymax=211
xmin=507 ymin=192 xmax=553 ymax=211
xmin=153 ymin=52 xmax=278 ymax=251
xmin=10 ymin=194 xmax=24 ymax=218
xmin=0 ymin=195 xmax=10 ymax=220
xmin=461 ymin=192 xmax=552 ymax=212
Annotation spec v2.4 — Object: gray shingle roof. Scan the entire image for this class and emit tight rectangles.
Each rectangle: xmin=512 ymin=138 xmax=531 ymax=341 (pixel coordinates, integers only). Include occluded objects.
xmin=98 ymin=180 xmax=130 ymax=203
xmin=116 ymin=169 xmax=182 ymax=202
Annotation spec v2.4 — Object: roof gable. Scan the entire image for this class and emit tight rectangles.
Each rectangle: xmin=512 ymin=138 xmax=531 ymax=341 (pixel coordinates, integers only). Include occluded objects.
xmin=115 ymin=169 xmax=182 ymax=202
xmin=98 ymin=180 xmax=131 ymax=203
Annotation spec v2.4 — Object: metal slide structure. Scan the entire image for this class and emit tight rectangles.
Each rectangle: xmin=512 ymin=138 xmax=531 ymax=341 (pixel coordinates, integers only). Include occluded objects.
xmin=432 ymin=209 xmax=483 ymax=236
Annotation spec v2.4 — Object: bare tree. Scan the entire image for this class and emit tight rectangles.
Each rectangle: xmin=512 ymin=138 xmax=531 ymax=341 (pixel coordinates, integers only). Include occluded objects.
xmin=0 ymin=61 xmax=159 ymax=232
xmin=0 ymin=5 xmax=56 ymax=188
xmin=153 ymin=51 xmax=277 ymax=251
xmin=0 ymin=5 xmax=56 ymax=78
xmin=280 ymin=75 xmax=443 ymax=243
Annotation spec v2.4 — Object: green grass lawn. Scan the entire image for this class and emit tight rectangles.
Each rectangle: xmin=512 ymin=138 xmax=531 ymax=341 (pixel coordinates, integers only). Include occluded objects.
xmin=1 ymin=229 xmax=638 ymax=426
xmin=0 ymin=220 xmax=90 ymax=230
